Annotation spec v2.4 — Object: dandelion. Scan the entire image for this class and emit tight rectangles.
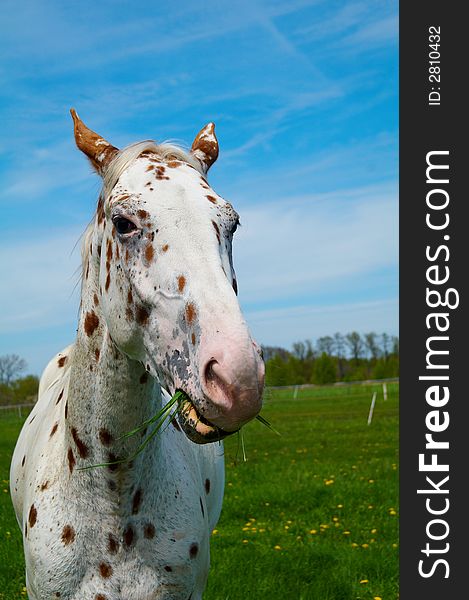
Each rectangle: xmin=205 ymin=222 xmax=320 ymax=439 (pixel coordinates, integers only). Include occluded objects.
xmin=243 ymin=539 xmax=249 ymax=544
xmin=212 ymin=529 xmax=218 ymax=535
xmin=259 ymin=528 xmax=266 ymax=533
xmin=265 ymin=502 xmax=270 ymax=506
xmin=368 ymin=505 xmax=374 ymax=509
xmin=337 ymin=504 xmax=343 ymax=508
xmin=374 ymin=597 xmax=383 ymax=600
xmin=351 ymin=543 xmax=359 ymax=548
xmin=324 ymin=479 xmax=334 ymax=486
xmin=368 ymin=479 xmax=374 ymax=484
xmin=392 ymin=543 xmax=398 ymax=548
xmin=371 ymin=528 xmax=377 ymax=534
xmin=343 ymin=531 xmax=351 ymax=535
xmin=332 ymin=517 xmax=339 ymax=522
xmin=362 ymin=543 xmax=369 ymax=549
xmin=309 ymin=529 xmax=317 ymax=534
xmin=249 ymin=518 xmax=256 ymax=522
xmin=360 ymin=579 xmax=369 ymax=584
xmin=274 ymin=545 xmax=281 ymax=550
xmin=389 ymin=509 xmax=397 ymax=516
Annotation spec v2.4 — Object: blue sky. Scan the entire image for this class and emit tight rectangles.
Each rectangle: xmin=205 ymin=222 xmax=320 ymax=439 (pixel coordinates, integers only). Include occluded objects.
xmin=0 ymin=0 xmax=398 ymax=376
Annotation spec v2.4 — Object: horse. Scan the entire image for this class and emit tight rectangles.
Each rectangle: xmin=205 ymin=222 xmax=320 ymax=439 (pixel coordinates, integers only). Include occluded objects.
xmin=10 ymin=110 xmax=265 ymax=600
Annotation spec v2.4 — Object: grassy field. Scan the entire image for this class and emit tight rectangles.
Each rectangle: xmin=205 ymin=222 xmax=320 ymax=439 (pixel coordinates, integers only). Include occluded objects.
xmin=0 ymin=383 xmax=398 ymax=599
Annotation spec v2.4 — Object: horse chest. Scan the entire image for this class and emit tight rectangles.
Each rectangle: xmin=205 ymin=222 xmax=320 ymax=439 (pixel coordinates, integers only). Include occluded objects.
xmin=23 ymin=461 xmax=210 ymax=599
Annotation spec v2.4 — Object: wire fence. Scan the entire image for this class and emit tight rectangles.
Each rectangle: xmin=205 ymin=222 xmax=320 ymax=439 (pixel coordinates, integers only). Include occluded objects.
xmin=0 ymin=378 xmax=399 ymax=420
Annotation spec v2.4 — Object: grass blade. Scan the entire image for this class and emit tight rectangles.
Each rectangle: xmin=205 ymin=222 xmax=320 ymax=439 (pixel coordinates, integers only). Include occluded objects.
xmin=256 ymin=414 xmax=281 ymax=436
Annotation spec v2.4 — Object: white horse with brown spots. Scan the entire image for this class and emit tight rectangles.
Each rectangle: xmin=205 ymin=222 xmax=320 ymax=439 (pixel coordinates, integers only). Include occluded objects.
xmin=10 ymin=111 xmax=264 ymax=600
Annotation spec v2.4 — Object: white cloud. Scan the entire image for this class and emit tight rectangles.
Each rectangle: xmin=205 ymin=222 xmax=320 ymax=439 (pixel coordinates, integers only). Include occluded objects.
xmin=245 ymin=298 xmax=398 ymax=348
xmin=234 ymin=182 xmax=397 ymax=303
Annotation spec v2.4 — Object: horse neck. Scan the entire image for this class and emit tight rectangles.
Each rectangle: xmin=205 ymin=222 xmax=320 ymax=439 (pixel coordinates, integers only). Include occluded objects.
xmin=66 ymin=220 xmax=161 ymax=470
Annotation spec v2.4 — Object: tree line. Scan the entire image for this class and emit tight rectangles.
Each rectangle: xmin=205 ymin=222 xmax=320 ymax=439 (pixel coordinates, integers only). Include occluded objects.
xmin=263 ymin=332 xmax=399 ymax=386
xmin=0 ymin=354 xmax=39 ymax=405
xmin=0 ymin=333 xmax=399 ymax=404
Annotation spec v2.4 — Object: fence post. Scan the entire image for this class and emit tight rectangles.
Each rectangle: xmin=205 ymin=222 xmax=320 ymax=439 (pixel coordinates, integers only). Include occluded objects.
xmin=18 ymin=406 xmax=22 ymax=418
xmin=367 ymin=392 xmax=377 ymax=425
xmin=293 ymin=385 xmax=299 ymax=400
xmin=383 ymin=382 xmax=388 ymax=401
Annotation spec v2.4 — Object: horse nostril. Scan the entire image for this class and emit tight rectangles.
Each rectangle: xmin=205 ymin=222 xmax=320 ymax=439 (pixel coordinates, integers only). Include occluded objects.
xmin=203 ymin=359 xmax=232 ymax=404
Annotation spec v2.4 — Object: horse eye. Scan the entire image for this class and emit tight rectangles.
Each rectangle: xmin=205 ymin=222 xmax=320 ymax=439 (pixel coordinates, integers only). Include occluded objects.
xmin=113 ymin=217 xmax=137 ymax=235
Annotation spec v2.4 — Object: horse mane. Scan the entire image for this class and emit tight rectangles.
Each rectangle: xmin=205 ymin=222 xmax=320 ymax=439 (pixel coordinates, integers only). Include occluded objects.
xmin=81 ymin=140 xmax=204 ymax=277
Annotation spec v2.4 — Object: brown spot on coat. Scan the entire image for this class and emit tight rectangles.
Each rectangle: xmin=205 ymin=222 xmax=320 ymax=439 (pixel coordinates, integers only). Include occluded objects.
xmin=95 ymin=348 xmax=100 ymax=361
xmin=185 ymin=303 xmax=196 ymax=325
xmin=99 ymin=428 xmax=112 ymax=446
xmin=123 ymin=524 xmax=135 ymax=547
xmin=57 ymin=356 xmax=67 ymax=368
xmin=205 ymin=479 xmax=211 ymax=494
xmin=61 ymin=525 xmax=76 ymax=545
xmin=50 ymin=422 xmax=59 ymax=437
xmin=162 ymin=244 xmax=169 ymax=252
xmin=137 ymin=209 xmax=149 ymax=220
xmin=132 ymin=488 xmax=143 ymax=514
xmin=136 ymin=305 xmax=149 ymax=325
xmin=212 ymin=221 xmax=221 ymax=243
xmin=97 ymin=197 xmax=105 ymax=225
xmin=145 ymin=244 xmax=154 ymax=263
xmin=177 ymin=276 xmax=186 ymax=292
xmin=67 ymin=448 xmax=75 ymax=473
xmin=107 ymin=452 xmax=119 ymax=471
xmin=56 ymin=389 xmax=64 ymax=405
xmin=146 ymin=164 xmax=155 ymax=171
xmin=84 ymin=311 xmax=99 ymax=336
xmin=167 ymin=160 xmax=182 ymax=168
xmin=206 ymin=195 xmax=217 ymax=204
xmin=105 ymin=273 xmax=111 ymax=292
xmin=93 ymin=293 xmax=99 ymax=307
xmin=127 ymin=289 xmax=133 ymax=304
xmin=28 ymin=504 xmax=37 ymax=528
xmin=40 ymin=481 xmax=49 ymax=491
xmin=125 ymin=307 xmax=133 ymax=321
xmin=144 ymin=523 xmax=155 ymax=539
xmin=71 ymin=428 xmax=89 ymax=458
xmin=108 ymin=533 xmax=119 ymax=554
xmin=106 ymin=239 xmax=113 ymax=262
xmin=97 ymin=244 xmax=102 ymax=258
xmin=191 ymin=333 xmax=196 ymax=346
xmin=95 ymin=595 xmax=107 ymax=600
xmin=99 ymin=562 xmax=113 ymax=578
xmin=125 ymin=248 xmax=129 ymax=262
xmin=189 ymin=543 xmax=198 ymax=559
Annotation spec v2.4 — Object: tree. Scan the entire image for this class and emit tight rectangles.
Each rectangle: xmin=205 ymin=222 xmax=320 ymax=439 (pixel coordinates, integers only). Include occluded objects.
xmin=364 ymin=332 xmax=380 ymax=360
xmin=345 ymin=332 xmax=364 ymax=362
xmin=312 ymin=353 xmax=336 ymax=385
xmin=0 ymin=354 xmax=27 ymax=385
xmin=316 ymin=336 xmax=334 ymax=356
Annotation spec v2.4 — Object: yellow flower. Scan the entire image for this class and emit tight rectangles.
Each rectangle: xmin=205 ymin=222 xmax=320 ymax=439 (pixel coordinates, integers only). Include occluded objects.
xmin=374 ymin=597 xmax=382 ymax=600
xmin=371 ymin=528 xmax=377 ymax=534
xmin=362 ymin=543 xmax=369 ymax=549
xmin=243 ymin=539 xmax=249 ymax=544
xmin=368 ymin=505 xmax=374 ymax=509
xmin=337 ymin=504 xmax=343 ymax=508
xmin=351 ymin=542 xmax=358 ymax=547
xmin=343 ymin=531 xmax=351 ymax=535
xmin=332 ymin=517 xmax=339 ymax=522
xmin=249 ymin=518 xmax=256 ymax=522
xmin=368 ymin=479 xmax=374 ymax=484
xmin=389 ymin=509 xmax=397 ymax=516
xmin=212 ymin=529 xmax=218 ymax=535
xmin=309 ymin=529 xmax=317 ymax=534
xmin=324 ymin=479 xmax=334 ymax=485
xmin=359 ymin=579 xmax=369 ymax=584
xmin=274 ymin=545 xmax=282 ymax=550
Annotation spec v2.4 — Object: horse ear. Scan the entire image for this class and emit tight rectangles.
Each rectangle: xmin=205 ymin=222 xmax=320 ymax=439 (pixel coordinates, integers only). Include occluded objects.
xmin=70 ymin=109 xmax=119 ymax=175
xmin=191 ymin=123 xmax=219 ymax=173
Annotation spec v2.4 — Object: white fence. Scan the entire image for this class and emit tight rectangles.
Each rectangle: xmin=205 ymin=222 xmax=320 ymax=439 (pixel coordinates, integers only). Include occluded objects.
xmin=0 ymin=403 xmax=35 ymax=418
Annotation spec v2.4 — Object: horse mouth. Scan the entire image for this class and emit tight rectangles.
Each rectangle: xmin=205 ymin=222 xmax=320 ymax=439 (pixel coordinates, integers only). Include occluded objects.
xmin=176 ymin=395 xmax=236 ymax=444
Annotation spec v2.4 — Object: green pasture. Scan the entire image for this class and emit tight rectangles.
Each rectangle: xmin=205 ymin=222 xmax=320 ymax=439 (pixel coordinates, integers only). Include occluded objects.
xmin=0 ymin=383 xmax=398 ymax=599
